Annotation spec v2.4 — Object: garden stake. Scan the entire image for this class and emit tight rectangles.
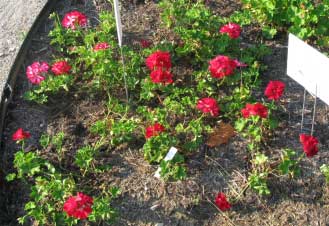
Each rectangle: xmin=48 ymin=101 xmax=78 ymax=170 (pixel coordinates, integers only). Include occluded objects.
xmin=113 ymin=0 xmax=129 ymax=102
xmin=300 ymin=88 xmax=307 ymax=133
xmin=300 ymin=86 xmax=317 ymax=136
xmin=311 ymin=85 xmax=318 ymax=136
xmin=120 ymin=47 xmax=129 ymax=102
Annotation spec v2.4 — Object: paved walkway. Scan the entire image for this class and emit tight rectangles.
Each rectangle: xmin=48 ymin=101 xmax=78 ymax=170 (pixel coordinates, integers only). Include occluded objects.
xmin=0 ymin=0 xmax=49 ymax=96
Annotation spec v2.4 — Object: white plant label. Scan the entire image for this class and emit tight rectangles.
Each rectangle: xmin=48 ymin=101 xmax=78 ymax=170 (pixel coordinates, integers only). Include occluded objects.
xmin=113 ymin=0 xmax=122 ymax=47
xmin=154 ymin=147 xmax=178 ymax=178
xmin=287 ymin=33 xmax=329 ymax=106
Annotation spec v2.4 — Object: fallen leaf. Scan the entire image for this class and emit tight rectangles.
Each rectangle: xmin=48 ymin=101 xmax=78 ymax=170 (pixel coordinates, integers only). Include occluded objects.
xmin=206 ymin=122 xmax=236 ymax=147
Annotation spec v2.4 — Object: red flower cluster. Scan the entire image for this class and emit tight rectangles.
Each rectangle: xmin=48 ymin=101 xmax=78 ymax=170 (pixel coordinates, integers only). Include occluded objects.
xmin=26 ymin=61 xmax=49 ymax=85
xmin=63 ymin=192 xmax=93 ymax=219
xmin=62 ymin=11 xmax=87 ymax=30
xmin=146 ymin=51 xmax=173 ymax=85
xmin=215 ymin=192 xmax=231 ymax=211
xmin=150 ymin=69 xmax=173 ymax=84
xmin=300 ymin=134 xmax=319 ymax=157
xmin=140 ymin=39 xmax=152 ymax=48
xmin=264 ymin=80 xmax=285 ymax=100
xmin=145 ymin=123 xmax=165 ymax=139
xmin=145 ymin=51 xmax=171 ymax=70
xmin=241 ymin=103 xmax=268 ymax=118
xmin=196 ymin=98 xmax=220 ymax=117
xmin=93 ymin=42 xmax=110 ymax=51
xmin=12 ymin=128 xmax=31 ymax=141
xmin=219 ymin=23 xmax=242 ymax=39
xmin=51 ymin=61 xmax=72 ymax=75
xmin=209 ymin=55 xmax=245 ymax=79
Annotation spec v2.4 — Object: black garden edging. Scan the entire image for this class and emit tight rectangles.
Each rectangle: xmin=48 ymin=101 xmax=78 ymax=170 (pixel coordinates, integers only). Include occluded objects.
xmin=0 ymin=0 xmax=57 ymax=144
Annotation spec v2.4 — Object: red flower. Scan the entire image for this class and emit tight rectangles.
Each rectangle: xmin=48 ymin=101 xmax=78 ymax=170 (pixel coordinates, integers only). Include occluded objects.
xmin=196 ymin=97 xmax=220 ymax=117
xmin=145 ymin=51 xmax=171 ymax=70
xmin=26 ymin=61 xmax=49 ymax=85
xmin=219 ymin=23 xmax=242 ymax=39
xmin=93 ymin=42 xmax=110 ymax=51
xmin=241 ymin=103 xmax=268 ymax=118
xmin=150 ymin=69 xmax=173 ymax=84
xmin=145 ymin=123 xmax=165 ymax=139
xmin=264 ymin=80 xmax=285 ymax=100
xmin=62 ymin=11 xmax=87 ymax=30
xmin=140 ymin=39 xmax=152 ymax=48
xmin=51 ymin=61 xmax=71 ymax=75
xmin=300 ymin=134 xmax=319 ymax=157
xmin=209 ymin=55 xmax=238 ymax=79
xmin=63 ymin=192 xmax=93 ymax=220
xmin=12 ymin=128 xmax=31 ymax=141
xmin=215 ymin=192 xmax=231 ymax=211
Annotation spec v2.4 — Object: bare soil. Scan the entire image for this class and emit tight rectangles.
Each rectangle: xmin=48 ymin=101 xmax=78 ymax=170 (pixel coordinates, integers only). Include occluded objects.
xmin=1 ymin=0 xmax=329 ymax=225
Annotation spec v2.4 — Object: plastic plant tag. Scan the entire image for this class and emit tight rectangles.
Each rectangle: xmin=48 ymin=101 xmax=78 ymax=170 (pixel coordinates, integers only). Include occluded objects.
xmin=113 ymin=0 xmax=122 ymax=47
xmin=287 ymin=33 xmax=329 ymax=105
xmin=154 ymin=147 xmax=178 ymax=178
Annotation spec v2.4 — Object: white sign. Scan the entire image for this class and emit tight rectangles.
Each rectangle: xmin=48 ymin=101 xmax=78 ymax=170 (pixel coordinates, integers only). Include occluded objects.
xmin=287 ymin=33 xmax=329 ymax=106
xmin=113 ymin=0 xmax=123 ymax=47
xmin=154 ymin=147 xmax=178 ymax=178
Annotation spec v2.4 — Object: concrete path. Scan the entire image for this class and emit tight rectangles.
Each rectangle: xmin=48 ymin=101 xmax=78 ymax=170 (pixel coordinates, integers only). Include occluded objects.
xmin=0 ymin=0 xmax=49 ymax=96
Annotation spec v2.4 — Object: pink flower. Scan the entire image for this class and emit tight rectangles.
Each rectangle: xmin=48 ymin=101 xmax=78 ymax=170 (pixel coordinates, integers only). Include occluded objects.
xmin=215 ymin=192 xmax=231 ymax=211
xmin=63 ymin=192 xmax=93 ymax=219
xmin=26 ymin=62 xmax=49 ymax=85
xmin=12 ymin=128 xmax=31 ymax=141
xmin=145 ymin=123 xmax=165 ymax=139
xmin=51 ymin=61 xmax=71 ymax=75
xmin=241 ymin=103 xmax=268 ymax=118
xmin=140 ymin=39 xmax=152 ymax=48
xmin=196 ymin=98 xmax=220 ymax=117
xmin=219 ymin=23 xmax=242 ymax=39
xmin=61 ymin=11 xmax=87 ymax=30
xmin=150 ymin=69 xmax=173 ymax=84
xmin=145 ymin=51 xmax=171 ymax=70
xmin=209 ymin=55 xmax=239 ymax=79
xmin=264 ymin=80 xmax=285 ymax=100
xmin=300 ymin=134 xmax=319 ymax=158
xmin=232 ymin=59 xmax=248 ymax=67
xmin=93 ymin=42 xmax=110 ymax=51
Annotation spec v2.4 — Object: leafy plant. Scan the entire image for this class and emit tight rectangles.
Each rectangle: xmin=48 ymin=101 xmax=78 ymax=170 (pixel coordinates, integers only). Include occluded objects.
xmin=320 ymin=164 xmax=329 ymax=184
xmin=159 ymin=153 xmax=187 ymax=181
xmin=278 ymin=149 xmax=301 ymax=177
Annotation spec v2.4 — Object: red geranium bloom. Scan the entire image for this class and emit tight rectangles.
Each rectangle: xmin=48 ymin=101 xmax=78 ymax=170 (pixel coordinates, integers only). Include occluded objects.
xmin=150 ymin=69 xmax=173 ymax=84
xmin=62 ymin=11 xmax=87 ymax=30
xmin=140 ymin=39 xmax=152 ymax=48
xmin=63 ymin=192 xmax=93 ymax=220
xmin=93 ymin=42 xmax=110 ymax=51
xmin=209 ymin=55 xmax=238 ymax=79
xmin=145 ymin=51 xmax=171 ymax=70
xmin=241 ymin=103 xmax=268 ymax=118
xmin=145 ymin=123 xmax=165 ymax=139
xmin=219 ymin=23 xmax=242 ymax=39
xmin=51 ymin=61 xmax=72 ymax=75
xmin=26 ymin=61 xmax=49 ymax=85
xmin=196 ymin=97 xmax=220 ymax=117
xmin=264 ymin=80 xmax=286 ymax=100
xmin=300 ymin=134 xmax=319 ymax=157
xmin=12 ymin=128 xmax=31 ymax=141
xmin=215 ymin=192 xmax=231 ymax=211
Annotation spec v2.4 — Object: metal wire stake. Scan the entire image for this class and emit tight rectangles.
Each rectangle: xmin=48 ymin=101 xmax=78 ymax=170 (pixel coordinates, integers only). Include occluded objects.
xmin=120 ymin=47 xmax=129 ymax=102
xmin=311 ymin=85 xmax=318 ymax=136
xmin=300 ymin=88 xmax=307 ymax=133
